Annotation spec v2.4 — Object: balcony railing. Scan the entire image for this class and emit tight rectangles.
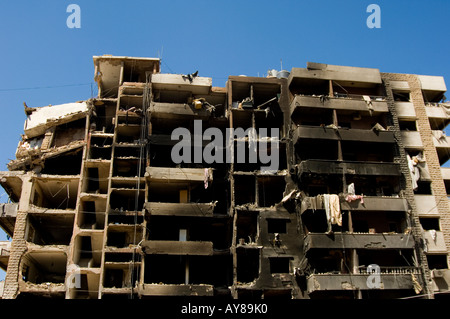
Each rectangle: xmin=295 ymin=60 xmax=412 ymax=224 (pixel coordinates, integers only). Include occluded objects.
xmin=356 ymin=265 xmax=421 ymax=275
xmin=290 ymin=94 xmax=388 ymax=116
xmin=333 ymin=93 xmax=386 ymax=101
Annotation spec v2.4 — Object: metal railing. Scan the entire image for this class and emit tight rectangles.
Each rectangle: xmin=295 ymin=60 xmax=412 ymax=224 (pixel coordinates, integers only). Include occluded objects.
xmin=357 ymin=265 xmax=420 ymax=275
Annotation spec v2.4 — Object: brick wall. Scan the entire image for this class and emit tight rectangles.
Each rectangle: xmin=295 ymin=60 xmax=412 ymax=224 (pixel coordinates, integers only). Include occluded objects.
xmin=407 ymin=75 xmax=450 ymax=267
xmin=2 ymin=210 xmax=27 ymax=299
xmin=382 ymin=73 xmax=435 ymax=297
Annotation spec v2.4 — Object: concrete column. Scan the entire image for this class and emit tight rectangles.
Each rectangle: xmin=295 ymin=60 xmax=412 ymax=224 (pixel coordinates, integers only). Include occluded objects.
xmin=2 ymin=173 xmax=33 ymax=299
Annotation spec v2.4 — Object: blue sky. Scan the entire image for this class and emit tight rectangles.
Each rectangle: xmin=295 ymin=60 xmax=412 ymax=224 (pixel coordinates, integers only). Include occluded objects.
xmin=0 ymin=0 xmax=449 ymax=280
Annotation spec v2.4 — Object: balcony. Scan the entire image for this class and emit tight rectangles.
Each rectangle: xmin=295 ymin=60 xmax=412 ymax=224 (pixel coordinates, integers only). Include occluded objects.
xmin=293 ymin=126 xmax=395 ymax=144
xmin=431 ymin=269 xmax=450 ymax=294
xmin=300 ymin=195 xmax=407 ymax=214
xmin=0 ymin=203 xmax=18 ymax=237
xmin=432 ymin=130 xmax=450 ymax=148
xmin=289 ymin=63 xmax=382 ymax=89
xmin=139 ymin=284 xmax=213 ymax=297
xmin=304 ymin=233 xmax=414 ymax=252
xmin=401 ymin=131 xmax=423 ymax=149
xmin=149 ymin=102 xmax=211 ymax=120
xmin=151 ymin=73 xmax=212 ymax=95
xmin=295 ymin=160 xmax=401 ymax=177
xmin=340 ymin=196 xmax=407 ymax=211
xmin=307 ymin=267 xmax=421 ymax=293
xmin=142 ymin=240 xmax=214 ymax=256
xmin=145 ymin=167 xmax=213 ymax=183
xmin=441 ymin=167 xmax=450 ymax=195
xmin=290 ymin=95 xmax=388 ymax=116
xmin=431 ymin=130 xmax=450 ymax=164
xmin=144 ymin=202 xmax=215 ymax=217
xmin=426 ymin=103 xmax=450 ymax=120
xmin=423 ymin=230 xmax=447 ymax=253
xmin=415 ymin=195 xmax=439 ymax=216
xmin=0 ymin=241 xmax=11 ymax=270
xmin=418 ymin=75 xmax=447 ymax=92
xmin=395 ymin=102 xmax=416 ymax=119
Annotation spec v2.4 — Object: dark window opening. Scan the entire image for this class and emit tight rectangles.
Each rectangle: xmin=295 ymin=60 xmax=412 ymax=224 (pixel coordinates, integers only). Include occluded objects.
xmin=414 ymin=181 xmax=432 ymax=195
xmin=41 ymin=150 xmax=83 ymax=175
xmin=76 ymin=236 xmax=98 ymax=267
xmin=269 ymin=257 xmax=291 ymax=273
xmin=145 ymin=255 xmax=187 ymax=284
xmin=422 ymin=91 xmax=445 ymax=104
xmin=32 ymin=179 xmax=78 ymax=210
xmin=22 ymin=253 xmax=67 ymax=284
xmin=147 ymin=216 xmax=231 ymax=249
xmin=104 ymin=268 xmax=134 ymax=289
xmin=295 ymin=140 xmax=338 ymax=162
xmin=189 ymin=256 xmax=232 ymax=287
xmin=89 ymin=145 xmax=112 ymax=160
xmin=427 ymin=255 xmax=448 ymax=270
xmin=267 ymin=218 xmax=288 ymax=234
xmin=78 ymin=200 xmax=106 ymax=229
xmin=234 ymin=175 xmax=256 ymax=205
xmin=357 ymin=249 xmax=415 ymax=268
xmin=26 ymin=215 xmax=73 ymax=245
xmin=307 ymin=249 xmax=350 ymax=274
xmin=289 ymin=80 xmax=329 ymax=97
xmin=116 ymin=125 xmax=141 ymax=144
xmin=341 ymin=141 xmax=394 ymax=162
xmin=107 ymin=232 xmax=126 ymax=248
xmin=393 ymin=91 xmax=410 ymax=102
xmin=257 ymin=176 xmax=285 ymax=207
xmin=91 ymin=103 xmax=116 ymax=133
xmin=236 ymin=211 xmax=258 ymax=244
xmin=52 ymin=118 xmax=86 ymax=148
xmin=110 ymin=190 xmax=144 ymax=211
xmin=236 ymin=248 xmax=260 ymax=283
xmin=113 ymin=158 xmax=145 ymax=177
xmin=291 ymin=109 xmax=333 ymax=127
xmin=420 ymin=218 xmax=440 ymax=231
xmin=399 ymin=120 xmax=417 ymax=131
xmin=86 ymin=168 xmax=100 ymax=192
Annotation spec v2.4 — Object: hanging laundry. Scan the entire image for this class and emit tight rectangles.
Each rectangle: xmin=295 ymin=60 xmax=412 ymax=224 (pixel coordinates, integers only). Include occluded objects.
xmin=347 ymin=183 xmax=355 ymax=195
xmin=323 ymin=194 xmax=341 ymax=233
xmin=345 ymin=194 xmax=364 ymax=204
xmin=411 ymin=273 xmax=423 ymax=294
xmin=415 ymin=152 xmax=431 ymax=181
xmin=329 ymin=195 xmax=342 ymax=227
xmin=429 ymin=229 xmax=437 ymax=242
xmin=323 ymin=194 xmax=332 ymax=233
xmin=362 ymin=95 xmax=374 ymax=114
xmin=407 ymin=153 xmax=420 ymax=191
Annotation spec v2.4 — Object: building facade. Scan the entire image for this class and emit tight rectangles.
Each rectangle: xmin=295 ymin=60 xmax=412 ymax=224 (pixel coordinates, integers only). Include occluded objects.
xmin=0 ymin=56 xmax=449 ymax=299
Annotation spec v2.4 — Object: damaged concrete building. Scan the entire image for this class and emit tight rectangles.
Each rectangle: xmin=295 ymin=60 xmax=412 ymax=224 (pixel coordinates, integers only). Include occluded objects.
xmin=0 ymin=55 xmax=450 ymax=299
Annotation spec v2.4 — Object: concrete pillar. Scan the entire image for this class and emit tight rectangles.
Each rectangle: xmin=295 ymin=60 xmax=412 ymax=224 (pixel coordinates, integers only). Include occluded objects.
xmin=2 ymin=173 xmax=33 ymax=299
